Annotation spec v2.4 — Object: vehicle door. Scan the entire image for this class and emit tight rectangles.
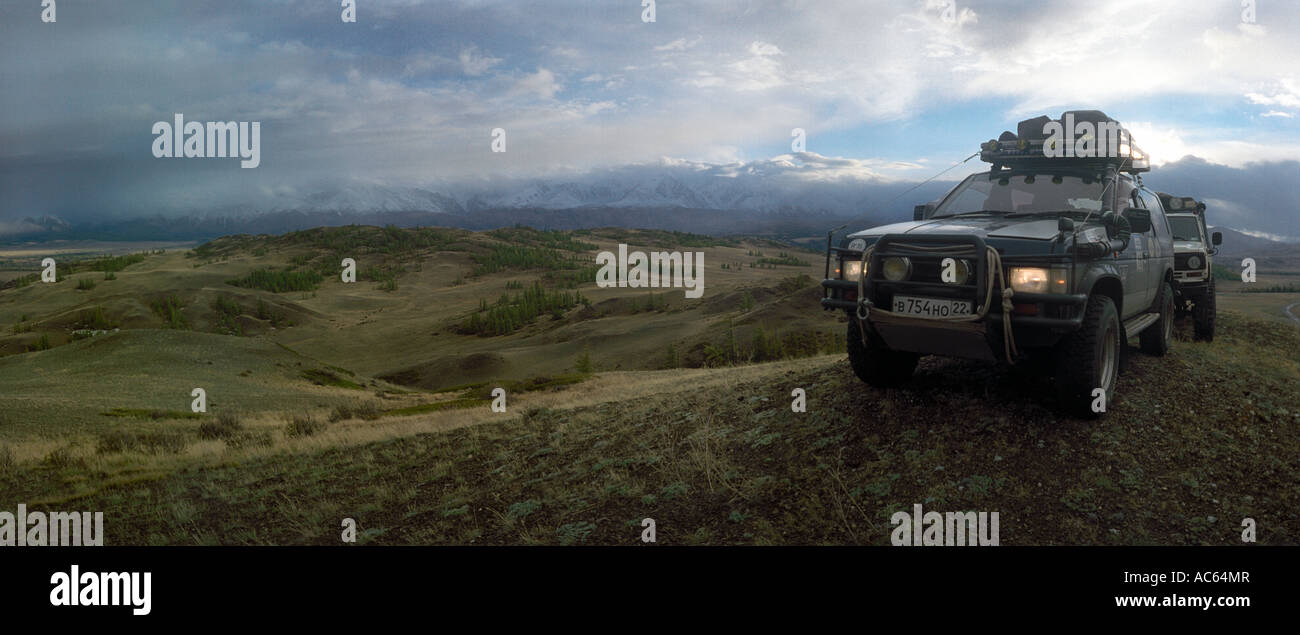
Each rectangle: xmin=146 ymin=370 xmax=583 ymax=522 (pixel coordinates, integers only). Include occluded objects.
xmin=1112 ymin=179 xmax=1147 ymax=318
xmin=1138 ymin=188 xmax=1173 ymax=307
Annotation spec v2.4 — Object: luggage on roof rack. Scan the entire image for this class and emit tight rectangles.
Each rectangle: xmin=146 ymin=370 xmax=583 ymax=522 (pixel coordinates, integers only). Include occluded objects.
xmin=980 ymin=110 xmax=1149 ymax=174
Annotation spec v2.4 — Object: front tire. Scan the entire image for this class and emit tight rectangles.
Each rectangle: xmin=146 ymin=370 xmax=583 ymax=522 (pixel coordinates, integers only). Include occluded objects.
xmin=1193 ymin=277 xmax=1216 ymax=342
xmin=1140 ymin=281 xmax=1174 ymax=356
xmin=1054 ymin=293 xmax=1121 ymax=418
xmin=846 ymin=318 xmax=918 ymax=387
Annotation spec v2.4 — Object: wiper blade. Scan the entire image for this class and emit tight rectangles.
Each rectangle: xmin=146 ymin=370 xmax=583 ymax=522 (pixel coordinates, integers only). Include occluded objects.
xmin=1005 ymin=209 xmax=1094 ymax=218
xmin=936 ymin=210 xmax=1014 ymax=218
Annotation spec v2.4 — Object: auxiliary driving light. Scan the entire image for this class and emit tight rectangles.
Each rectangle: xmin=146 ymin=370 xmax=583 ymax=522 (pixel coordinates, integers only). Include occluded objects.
xmin=882 ymin=257 xmax=912 ymax=282
xmin=945 ymin=258 xmax=972 ymax=284
xmin=840 ymin=259 xmax=864 ymax=281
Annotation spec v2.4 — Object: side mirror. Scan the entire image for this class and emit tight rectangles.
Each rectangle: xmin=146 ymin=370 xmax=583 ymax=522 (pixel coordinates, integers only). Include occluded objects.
xmin=913 ymin=203 xmax=935 ymax=221
xmin=1100 ymin=211 xmax=1132 ymax=253
xmin=1058 ymin=217 xmax=1075 ymax=232
xmin=1212 ymin=231 xmax=1222 ymax=246
xmin=1122 ymin=206 xmax=1152 ymax=233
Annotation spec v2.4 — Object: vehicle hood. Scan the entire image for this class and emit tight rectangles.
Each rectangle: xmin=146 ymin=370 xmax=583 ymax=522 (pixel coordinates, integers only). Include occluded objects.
xmin=1173 ymin=241 xmax=1206 ymax=252
xmin=847 ymin=217 xmax=1077 ymax=241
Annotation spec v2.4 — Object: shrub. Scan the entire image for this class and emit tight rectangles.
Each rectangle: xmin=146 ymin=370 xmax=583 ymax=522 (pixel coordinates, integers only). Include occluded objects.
xmin=140 ymin=432 xmax=188 ymax=454
xmin=76 ymin=278 xmax=96 ymax=291
xmin=507 ymin=499 xmax=542 ymax=520
xmin=82 ymin=305 xmax=117 ymax=330
xmin=96 ymin=431 xmax=188 ymax=455
xmin=255 ymin=299 xmax=292 ymax=327
xmin=575 ymin=346 xmax=593 ymax=374
xmin=96 ymin=431 xmax=139 ymax=454
xmin=284 ymin=414 xmax=325 ymax=438
xmin=328 ymin=403 xmax=352 ymax=422
xmin=86 ymin=252 xmax=146 ymax=273
xmin=150 ymin=294 xmax=189 ymax=329
xmin=212 ymin=296 xmax=244 ymax=335
xmin=42 ymin=446 xmax=84 ymax=469
xmin=330 ymin=401 xmax=381 ymax=422
xmin=199 ymin=411 xmax=243 ymax=440
xmin=459 ymin=282 xmax=586 ymax=336
xmin=227 ymin=268 xmax=323 ymax=293
xmin=0 ymin=444 xmax=14 ymax=474
xmin=225 ymin=430 xmax=274 ymax=450
xmin=556 ymin=521 xmax=597 ymax=545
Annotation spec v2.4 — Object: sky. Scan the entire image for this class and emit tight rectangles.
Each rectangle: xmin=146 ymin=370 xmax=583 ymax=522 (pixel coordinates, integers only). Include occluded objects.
xmin=1 ymin=0 xmax=1298 ymax=226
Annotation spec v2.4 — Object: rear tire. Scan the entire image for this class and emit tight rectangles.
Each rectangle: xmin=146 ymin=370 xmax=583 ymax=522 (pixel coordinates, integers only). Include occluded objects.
xmin=1193 ymin=277 xmax=1216 ymax=342
xmin=846 ymin=318 xmax=919 ymax=387
xmin=1054 ymin=293 xmax=1120 ymax=418
xmin=1140 ymin=281 xmax=1174 ymax=356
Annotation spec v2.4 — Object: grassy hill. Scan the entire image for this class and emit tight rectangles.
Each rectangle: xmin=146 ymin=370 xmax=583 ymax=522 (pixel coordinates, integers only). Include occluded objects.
xmin=1 ymin=226 xmax=839 ymax=385
xmin=0 ymin=309 xmax=1295 ymax=545
xmin=1 ymin=225 xmax=1297 ymax=545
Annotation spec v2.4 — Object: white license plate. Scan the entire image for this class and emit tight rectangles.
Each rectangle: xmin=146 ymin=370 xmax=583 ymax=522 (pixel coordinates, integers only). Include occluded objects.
xmin=892 ymin=295 xmax=972 ymax=318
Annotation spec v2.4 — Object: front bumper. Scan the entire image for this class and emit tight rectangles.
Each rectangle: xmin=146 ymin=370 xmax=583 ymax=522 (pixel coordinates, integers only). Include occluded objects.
xmin=820 ymin=233 xmax=1086 ymax=358
xmin=822 ymin=281 xmax=1085 ymax=326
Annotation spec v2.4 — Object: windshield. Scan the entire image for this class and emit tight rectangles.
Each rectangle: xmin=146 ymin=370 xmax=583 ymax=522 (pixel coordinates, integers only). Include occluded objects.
xmin=1168 ymin=216 xmax=1203 ymax=242
xmin=933 ymin=173 xmax=1110 ymax=218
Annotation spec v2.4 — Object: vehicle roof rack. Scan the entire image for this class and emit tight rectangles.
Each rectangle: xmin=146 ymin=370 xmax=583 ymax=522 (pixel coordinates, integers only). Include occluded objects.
xmin=979 ymin=110 xmax=1150 ymax=174
xmin=1157 ymin=192 xmax=1205 ymax=214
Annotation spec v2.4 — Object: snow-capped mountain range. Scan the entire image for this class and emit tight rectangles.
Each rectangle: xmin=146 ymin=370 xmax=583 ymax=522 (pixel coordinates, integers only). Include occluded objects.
xmin=4 ymin=154 xmax=1298 ymax=245
xmin=253 ymin=155 xmax=918 ymax=217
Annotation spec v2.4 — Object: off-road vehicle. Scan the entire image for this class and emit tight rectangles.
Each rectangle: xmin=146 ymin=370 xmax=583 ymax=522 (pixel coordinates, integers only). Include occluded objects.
xmin=1157 ymin=193 xmax=1221 ymax=341
xmin=821 ymin=110 xmax=1176 ymax=416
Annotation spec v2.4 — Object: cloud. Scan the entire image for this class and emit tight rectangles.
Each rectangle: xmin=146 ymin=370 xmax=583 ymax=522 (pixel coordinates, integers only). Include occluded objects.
xmin=654 ymin=37 xmax=701 ymax=52
xmin=0 ymin=219 xmax=47 ymax=237
xmin=509 ymin=68 xmax=560 ymax=100
xmin=2 ymin=0 xmax=1299 ymax=227
xmin=459 ymin=47 xmax=503 ymax=76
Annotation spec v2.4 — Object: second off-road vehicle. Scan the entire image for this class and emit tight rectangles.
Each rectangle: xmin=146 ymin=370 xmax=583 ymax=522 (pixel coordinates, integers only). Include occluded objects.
xmin=821 ymin=110 xmax=1176 ymax=416
xmin=1158 ymin=193 xmax=1221 ymax=341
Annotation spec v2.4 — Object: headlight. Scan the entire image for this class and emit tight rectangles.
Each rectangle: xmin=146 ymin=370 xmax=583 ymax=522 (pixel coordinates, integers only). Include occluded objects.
xmin=1009 ymin=267 xmax=1050 ymax=293
xmin=1187 ymin=255 xmax=1201 ymax=269
xmin=1009 ymin=266 xmax=1068 ymax=294
xmin=882 ymin=257 xmax=911 ymax=282
xmin=941 ymin=257 xmax=972 ymax=284
xmin=840 ymin=259 xmax=863 ymax=281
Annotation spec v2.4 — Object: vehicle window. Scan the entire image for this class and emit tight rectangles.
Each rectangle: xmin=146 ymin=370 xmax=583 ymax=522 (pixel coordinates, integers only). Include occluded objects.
xmin=933 ymin=173 xmax=1109 ymax=217
xmin=1114 ymin=179 xmax=1136 ymax=213
xmin=1168 ymin=216 xmax=1203 ymax=242
xmin=1137 ymin=189 xmax=1167 ymax=237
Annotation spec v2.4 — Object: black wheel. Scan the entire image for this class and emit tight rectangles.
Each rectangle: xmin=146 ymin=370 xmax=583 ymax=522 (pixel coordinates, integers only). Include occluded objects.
xmin=1140 ymin=281 xmax=1174 ymax=356
xmin=1054 ymin=293 xmax=1120 ymax=418
xmin=846 ymin=318 xmax=918 ymax=387
xmin=1193 ymin=277 xmax=1216 ymax=342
